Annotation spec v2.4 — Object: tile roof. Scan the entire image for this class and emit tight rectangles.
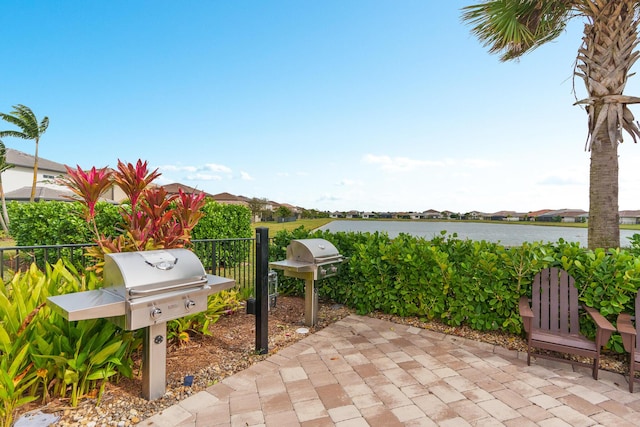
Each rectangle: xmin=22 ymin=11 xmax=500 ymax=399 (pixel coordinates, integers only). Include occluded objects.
xmin=6 ymin=148 xmax=67 ymax=173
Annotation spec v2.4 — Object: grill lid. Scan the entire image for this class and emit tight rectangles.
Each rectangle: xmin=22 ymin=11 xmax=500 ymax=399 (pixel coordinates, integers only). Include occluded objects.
xmin=286 ymin=239 xmax=341 ymax=264
xmin=104 ymin=249 xmax=207 ymax=298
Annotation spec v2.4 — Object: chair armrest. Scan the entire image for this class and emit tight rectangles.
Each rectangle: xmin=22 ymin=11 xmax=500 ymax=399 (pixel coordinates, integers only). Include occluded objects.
xmin=617 ymin=312 xmax=636 ymax=354
xmin=519 ymin=296 xmax=533 ymax=334
xmin=583 ymin=305 xmax=616 ymax=347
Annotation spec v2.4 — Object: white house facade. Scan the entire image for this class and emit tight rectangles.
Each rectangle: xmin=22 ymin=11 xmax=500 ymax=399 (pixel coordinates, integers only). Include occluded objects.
xmin=4 ymin=148 xmax=67 ymax=193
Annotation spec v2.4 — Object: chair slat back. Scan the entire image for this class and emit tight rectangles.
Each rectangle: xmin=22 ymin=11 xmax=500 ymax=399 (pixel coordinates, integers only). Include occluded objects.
xmin=531 ymin=267 xmax=579 ymax=333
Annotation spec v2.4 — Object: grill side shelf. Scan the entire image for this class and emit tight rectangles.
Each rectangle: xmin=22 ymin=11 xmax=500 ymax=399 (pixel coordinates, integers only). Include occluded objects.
xmin=48 ymin=289 xmax=126 ymax=322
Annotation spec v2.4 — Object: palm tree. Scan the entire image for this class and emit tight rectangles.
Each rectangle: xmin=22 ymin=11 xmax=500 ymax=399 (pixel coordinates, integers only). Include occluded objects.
xmin=462 ymin=1 xmax=640 ymax=249
xmin=0 ymin=105 xmax=49 ymax=203
xmin=0 ymin=142 xmax=14 ymax=233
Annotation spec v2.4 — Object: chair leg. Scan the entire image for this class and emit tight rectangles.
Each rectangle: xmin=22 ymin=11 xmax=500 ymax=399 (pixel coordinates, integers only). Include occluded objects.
xmin=631 ymin=358 xmax=635 ymax=393
xmin=593 ymin=356 xmax=599 ymax=380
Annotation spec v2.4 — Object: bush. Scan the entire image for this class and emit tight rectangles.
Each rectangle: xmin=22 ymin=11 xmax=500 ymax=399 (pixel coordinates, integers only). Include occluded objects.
xmin=6 ymin=201 xmax=121 ymax=271
xmin=191 ymin=201 xmax=252 ymax=268
xmin=272 ymin=230 xmax=640 ymax=347
xmin=7 ymin=201 xmax=121 ymax=246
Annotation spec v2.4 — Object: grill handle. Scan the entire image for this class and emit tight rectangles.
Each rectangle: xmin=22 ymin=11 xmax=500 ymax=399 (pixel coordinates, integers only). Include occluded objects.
xmin=128 ymin=277 xmax=208 ymax=296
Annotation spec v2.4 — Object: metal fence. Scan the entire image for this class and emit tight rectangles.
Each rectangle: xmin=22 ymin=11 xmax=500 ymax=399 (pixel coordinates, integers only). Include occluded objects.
xmin=0 ymin=238 xmax=258 ymax=293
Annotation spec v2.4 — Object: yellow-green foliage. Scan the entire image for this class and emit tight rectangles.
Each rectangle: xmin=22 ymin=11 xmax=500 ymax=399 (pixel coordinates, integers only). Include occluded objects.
xmin=0 ymin=261 xmax=132 ymax=426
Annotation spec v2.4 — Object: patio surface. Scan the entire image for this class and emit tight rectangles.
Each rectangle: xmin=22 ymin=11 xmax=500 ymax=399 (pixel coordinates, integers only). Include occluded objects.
xmin=137 ymin=315 xmax=640 ymax=426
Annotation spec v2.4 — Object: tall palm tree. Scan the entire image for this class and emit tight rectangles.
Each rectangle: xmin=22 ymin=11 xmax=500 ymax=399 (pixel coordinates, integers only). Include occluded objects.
xmin=462 ymin=1 xmax=640 ymax=249
xmin=0 ymin=141 xmax=14 ymax=233
xmin=0 ymin=104 xmax=49 ymax=203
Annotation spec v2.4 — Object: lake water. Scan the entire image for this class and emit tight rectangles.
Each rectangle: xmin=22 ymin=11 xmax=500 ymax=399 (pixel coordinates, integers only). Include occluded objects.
xmin=317 ymin=220 xmax=639 ymax=247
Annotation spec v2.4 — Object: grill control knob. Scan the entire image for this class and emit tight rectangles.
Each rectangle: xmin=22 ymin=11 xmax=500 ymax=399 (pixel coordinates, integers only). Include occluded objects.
xmin=329 ymin=265 xmax=338 ymax=274
xmin=150 ymin=307 xmax=162 ymax=319
xmin=319 ymin=267 xmax=327 ymax=277
xmin=185 ymin=299 xmax=196 ymax=310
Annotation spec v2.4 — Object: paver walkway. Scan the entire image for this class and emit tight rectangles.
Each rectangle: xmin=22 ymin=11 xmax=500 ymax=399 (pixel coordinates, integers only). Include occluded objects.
xmin=138 ymin=315 xmax=640 ymax=426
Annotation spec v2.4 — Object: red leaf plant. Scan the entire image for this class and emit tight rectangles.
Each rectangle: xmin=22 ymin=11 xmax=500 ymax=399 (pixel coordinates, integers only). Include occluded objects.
xmin=62 ymin=159 xmax=207 ymax=272
xmin=64 ymin=165 xmax=113 ymax=222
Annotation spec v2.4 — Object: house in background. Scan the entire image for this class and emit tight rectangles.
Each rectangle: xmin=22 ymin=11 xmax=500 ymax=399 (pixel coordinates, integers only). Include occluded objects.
xmin=162 ymin=183 xmax=213 ymax=198
xmin=620 ymin=210 xmax=640 ymax=225
xmin=2 ymin=148 xmax=127 ymax=203
xmin=211 ymin=192 xmax=249 ymax=206
xmin=422 ymin=209 xmax=443 ymax=219
xmin=526 ymin=209 xmax=554 ymax=221
xmin=3 ymin=148 xmax=71 ymax=201
xmin=536 ymin=209 xmax=588 ymax=223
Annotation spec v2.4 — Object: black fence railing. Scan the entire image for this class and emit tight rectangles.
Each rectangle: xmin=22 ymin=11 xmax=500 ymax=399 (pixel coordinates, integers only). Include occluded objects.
xmin=191 ymin=238 xmax=257 ymax=290
xmin=0 ymin=243 xmax=98 ymax=279
xmin=0 ymin=238 xmax=259 ymax=293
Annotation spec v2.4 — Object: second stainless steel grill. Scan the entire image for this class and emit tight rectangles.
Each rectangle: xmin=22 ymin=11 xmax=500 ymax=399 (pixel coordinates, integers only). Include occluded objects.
xmin=269 ymin=239 xmax=344 ymax=326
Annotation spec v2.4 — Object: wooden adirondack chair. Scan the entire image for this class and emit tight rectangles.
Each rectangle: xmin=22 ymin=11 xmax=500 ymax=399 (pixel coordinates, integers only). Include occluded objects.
xmin=519 ymin=267 xmax=615 ymax=380
xmin=617 ymin=291 xmax=639 ymax=392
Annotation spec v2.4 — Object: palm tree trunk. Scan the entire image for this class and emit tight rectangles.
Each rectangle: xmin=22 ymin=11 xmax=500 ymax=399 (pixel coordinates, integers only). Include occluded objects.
xmin=0 ymin=178 xmax=9 ymax=233
xmin=578 ymin=1 xmax=640 ymax=249
xmin=588 ymin=125 xmax=619 ymax=249
xmin=30 ymin=138 xmax=39 ymax=203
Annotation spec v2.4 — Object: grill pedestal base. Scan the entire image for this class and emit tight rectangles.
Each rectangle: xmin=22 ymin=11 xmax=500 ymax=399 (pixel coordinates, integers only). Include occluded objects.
xmin=142 ymin=322 xmax=167 ymax=400
xmin=304 ymin=278 xmax=318 ymax=327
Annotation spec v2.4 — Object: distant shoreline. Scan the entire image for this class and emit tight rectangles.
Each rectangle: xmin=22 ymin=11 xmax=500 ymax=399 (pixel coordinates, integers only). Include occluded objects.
xmin=326 ymin=217 xmax=640 ymax=231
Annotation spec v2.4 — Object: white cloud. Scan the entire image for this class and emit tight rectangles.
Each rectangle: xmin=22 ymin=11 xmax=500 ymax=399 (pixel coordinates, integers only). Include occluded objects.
xmin=240 ymin=171 xmax=253 ymax=181
xmin=158 ymin=164 xmax=199 ymax=172
xmin=337 ymin=179 xmax=359 ymax=187
xmin=186 ymin=173 xmax=223 ymax=181
xmin=204 ymin=163 xmax=232 ymax=173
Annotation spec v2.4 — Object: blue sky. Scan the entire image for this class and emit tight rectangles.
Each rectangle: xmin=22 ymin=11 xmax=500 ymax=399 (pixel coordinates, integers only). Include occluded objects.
xmin=3 ymin=1 xmax=640 ymax=213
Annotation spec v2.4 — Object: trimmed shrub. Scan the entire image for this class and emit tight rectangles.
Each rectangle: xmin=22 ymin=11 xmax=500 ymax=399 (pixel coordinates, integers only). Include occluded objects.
xmin=7 ymin=201 xmax=121 ymax=246
xmin=191 ymin=201 xmax=252 ymax=268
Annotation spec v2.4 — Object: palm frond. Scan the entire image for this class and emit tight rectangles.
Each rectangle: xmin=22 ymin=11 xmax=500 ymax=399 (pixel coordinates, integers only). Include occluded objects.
xmin=39 ymin=116 xmax=49 ymax=134
xmin=462 ymin=0 xmax=575 ymax=61
xmin=0 ymin=113 xmax=30 ymax=133
xmin=0 ymin=142 xmax=15 ymax=174
xmin=0 ymin=130 xmax=28 ymax=140
xmin=0 ymin=105 xmax=48 ymax=139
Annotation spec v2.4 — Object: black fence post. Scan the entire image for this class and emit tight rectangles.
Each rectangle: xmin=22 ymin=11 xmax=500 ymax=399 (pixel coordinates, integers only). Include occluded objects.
xmin=255 ymin=227 xmax=269 ymax=354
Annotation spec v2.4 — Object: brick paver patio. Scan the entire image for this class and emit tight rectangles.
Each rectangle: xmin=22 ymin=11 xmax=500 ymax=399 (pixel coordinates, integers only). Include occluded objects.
xmin=137 ymin=315 xmax=640 ymax=426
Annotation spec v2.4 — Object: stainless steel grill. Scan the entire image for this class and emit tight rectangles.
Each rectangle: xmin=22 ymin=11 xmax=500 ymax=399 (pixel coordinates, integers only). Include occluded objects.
xmin=48 ymin=248 xmax=235 ymax=400
xmin=269 ymin=239 xmax=343 ymax=326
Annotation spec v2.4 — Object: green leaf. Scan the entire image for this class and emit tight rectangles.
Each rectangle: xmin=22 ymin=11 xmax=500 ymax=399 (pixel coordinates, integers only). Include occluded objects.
xmin=90 ymin=341 xmax=122 ymax=367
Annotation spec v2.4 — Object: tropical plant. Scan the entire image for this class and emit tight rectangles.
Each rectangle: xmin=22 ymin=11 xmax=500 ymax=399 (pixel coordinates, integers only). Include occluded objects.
xmin=0 ymin=142 xmax=14 ymax=233
xmin=461 ymin=1 xmax=640 ymax=249
xmin=63 ymin=159 xmax=207 ymax=269
xmin=0 ymin=104 xmax=49 ymax=203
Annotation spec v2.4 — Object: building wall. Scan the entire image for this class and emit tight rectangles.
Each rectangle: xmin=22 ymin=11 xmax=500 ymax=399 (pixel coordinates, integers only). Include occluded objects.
xmin=3 ymin=166 xmax=64 ymax=192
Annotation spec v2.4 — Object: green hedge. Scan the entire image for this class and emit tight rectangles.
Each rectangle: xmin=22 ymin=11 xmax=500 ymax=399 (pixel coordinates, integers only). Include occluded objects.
xmin=7 ymin=199 xmax=251 ymax=247
xmin=7 ymin=201 xmax=122 ymax=246
xmin=191 ymin=200 xmax=252 ymax=268
xmin=271 ymin=229 xmax=640 ymax=352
